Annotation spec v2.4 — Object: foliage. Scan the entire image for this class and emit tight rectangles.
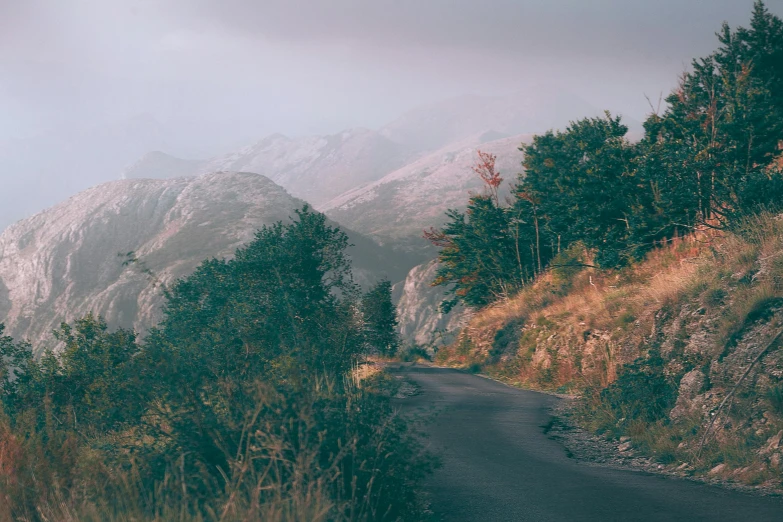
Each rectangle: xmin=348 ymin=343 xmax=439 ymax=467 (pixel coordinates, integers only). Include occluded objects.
xmin=521 ymin=113 xmax=638 ymax=267
xmin=427 ymin=2 xmax=783 ymax=311
xmin=0 ymin=206 xmax=431 ymax=521
xmin=400 ymin=345 xmax=432 ymax=363
xmin=597 ymin=350 xmax=679 ymax=432
xmin=425 ymin=152 xmax=541 ymax=311
xmin=362 ymin=280 xmax=401 ymax=357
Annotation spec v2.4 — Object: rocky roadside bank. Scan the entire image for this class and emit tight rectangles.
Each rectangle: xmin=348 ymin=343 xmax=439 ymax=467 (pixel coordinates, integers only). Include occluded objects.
xmin=547 ymin=400 xmax=783 ymax=498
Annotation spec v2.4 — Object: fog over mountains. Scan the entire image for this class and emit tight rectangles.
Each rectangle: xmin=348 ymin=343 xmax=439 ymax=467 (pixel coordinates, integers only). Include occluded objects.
xmin=121 ymin=90 xmax=603 ymax=241
xmin=0 ymin=90 xmax=600 ymax=229
xmin=0 ymin=89 xmax=604 ymax=348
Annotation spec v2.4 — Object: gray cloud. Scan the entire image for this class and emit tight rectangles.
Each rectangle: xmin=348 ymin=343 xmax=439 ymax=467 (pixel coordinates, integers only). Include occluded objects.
xmin=0 ymin=1 xmax=780 ymax=157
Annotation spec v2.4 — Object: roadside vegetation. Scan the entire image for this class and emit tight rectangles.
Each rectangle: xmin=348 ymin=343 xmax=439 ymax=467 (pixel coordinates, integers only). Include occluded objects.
xmin=429 ymin=2 xmax=783 ymax=488
xmin=0 ymin=207 xmax=432 ymax=521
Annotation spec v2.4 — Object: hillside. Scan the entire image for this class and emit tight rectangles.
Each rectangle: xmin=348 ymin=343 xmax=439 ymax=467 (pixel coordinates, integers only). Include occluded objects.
xmin=122 ymin=151 xmax=203 ymax=180
xmin=121 ymin=128 xmax=413 ymax=207
xmin=434 ymin=218 xmax=783 ymax=488
xmin=0 ymin=172 xmax=414 ymax=352
xmin=322 ymin=132 xmax=532 ymax=246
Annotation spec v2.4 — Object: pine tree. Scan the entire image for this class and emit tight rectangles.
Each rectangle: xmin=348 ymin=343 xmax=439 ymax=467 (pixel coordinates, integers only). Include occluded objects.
xmin=362 ymin=280 xmax=400 ymax=357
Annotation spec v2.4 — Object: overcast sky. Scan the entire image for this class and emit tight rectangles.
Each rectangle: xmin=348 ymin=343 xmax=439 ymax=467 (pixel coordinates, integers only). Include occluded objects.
xmin=1 ymin=0 xmax=781 ymax=155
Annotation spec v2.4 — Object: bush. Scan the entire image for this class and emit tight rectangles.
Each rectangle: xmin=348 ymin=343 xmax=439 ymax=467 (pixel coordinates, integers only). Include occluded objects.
xmin=0 ymin=207 xmax=433 ymax=521
xmin=767 ymin=383 xmax=783 ymax=415
xmin=400 ymin=345 xmax=432 ymax=362
xmin=595 ymin=350 xmax=679 ymax=433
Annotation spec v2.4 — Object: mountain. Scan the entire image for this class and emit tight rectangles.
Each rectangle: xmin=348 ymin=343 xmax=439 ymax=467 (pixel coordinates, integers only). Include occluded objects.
xmin=322 ymin=132 xmax=533 ymax=248
xmin=0 ymin=172 xmax=414 ymax=353
xmin=122 ymin=151 xmax=203 ymax=180
xmin=117 ymin=90 xmax=605 ymax=212
xmin=122 ymin=128 xmax=414 ymax=207
xmin=393 ymin=260 xmax=470 ymax=347
xmin=199 ymin=128 xmax=414 ymax=206
xmin=380 ymin=89 xmax=599 ymax=153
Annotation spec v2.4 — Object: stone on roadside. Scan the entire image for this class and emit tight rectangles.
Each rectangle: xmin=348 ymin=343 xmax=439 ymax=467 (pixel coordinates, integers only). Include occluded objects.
xmin=770 ymin=453 xmax=782 ymax=470
xmin=760 ymin=430 xmax=783 ymax=455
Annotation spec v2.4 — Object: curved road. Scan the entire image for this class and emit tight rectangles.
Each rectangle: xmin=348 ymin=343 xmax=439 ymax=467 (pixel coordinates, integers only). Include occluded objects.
xmin=392 ymin=365 xmax=783 ymax=521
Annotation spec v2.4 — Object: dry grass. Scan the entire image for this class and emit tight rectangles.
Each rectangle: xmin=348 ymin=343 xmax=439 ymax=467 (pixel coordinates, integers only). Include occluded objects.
xmin=442 ymin=214 xmax=783 ymax=399
xmin=437 ymin=213 xmax=783 ymax=488
xmin=0 ymin=377 xmax=431 ymax=522
xmin=471 ymin=233 xmax=714 ymax=339
xmin=350 ymin=361 xmax=382 ymax=387
xmin=449 ymin=231 xmax=721 ymax=392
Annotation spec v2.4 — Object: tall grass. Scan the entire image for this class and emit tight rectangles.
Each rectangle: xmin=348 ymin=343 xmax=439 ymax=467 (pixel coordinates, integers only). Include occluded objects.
xmin=0 ymin=375 xmax=432 ymax=522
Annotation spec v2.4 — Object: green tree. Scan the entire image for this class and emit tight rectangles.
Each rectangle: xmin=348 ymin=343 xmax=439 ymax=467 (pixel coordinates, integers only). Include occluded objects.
xmin=637 ymin=1 xmax=783 ymax=235
xmin=521 ymin=112 xmax=639 ymax=267
xmin=0 ymin=315 xmax=141 ymax=434
xmin=426 ymin=151 xmax=541 ymax=310
xmin=362 ymin=280 xmax=400 ymax=356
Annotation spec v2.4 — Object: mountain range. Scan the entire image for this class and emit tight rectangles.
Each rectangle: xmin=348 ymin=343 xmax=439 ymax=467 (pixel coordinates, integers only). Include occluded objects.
xmin=0 ymin=172 xmax=413 ymax=353
xmin=0 ymin=89 xmax=605 ymax=349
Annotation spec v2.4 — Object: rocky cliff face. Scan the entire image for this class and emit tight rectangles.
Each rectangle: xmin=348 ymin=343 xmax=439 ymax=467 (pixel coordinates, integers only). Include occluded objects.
xmin=393 ymin=260 xmax=469 ymax=347
xmin=0 ymin=172 xmax=413 ymax=352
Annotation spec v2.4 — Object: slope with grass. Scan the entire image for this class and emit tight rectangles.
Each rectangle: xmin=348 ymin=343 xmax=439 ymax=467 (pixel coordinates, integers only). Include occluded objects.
xmin=435 ymin=214 xmax=783 ymax=489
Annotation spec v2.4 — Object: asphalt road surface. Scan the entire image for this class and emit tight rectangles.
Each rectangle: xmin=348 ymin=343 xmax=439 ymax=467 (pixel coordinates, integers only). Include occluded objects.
xmin=392 ymin=365 xmax=783 ymax=522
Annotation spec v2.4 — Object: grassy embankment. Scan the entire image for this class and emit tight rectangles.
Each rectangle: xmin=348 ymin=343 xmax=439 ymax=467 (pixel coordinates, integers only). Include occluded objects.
xmin=435 ymin=213 xmax=783 ymax=487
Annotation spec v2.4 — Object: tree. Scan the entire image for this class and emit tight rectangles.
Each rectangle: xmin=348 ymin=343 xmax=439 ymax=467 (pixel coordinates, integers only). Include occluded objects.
xmin=362 ymin=280 xmax=400 ymax=357
xmin=0 ymin=207 xmax=434 ymax=520
xmin=426 ymin=150 xmax=537 ymax=310
xmin=0 ymin=315 xmax=142 ymax=434
xmin=135 ymin=206 xmax=368 ymax=474
xmin=521 ymin=113 xmax=639 ymax=266
xmin=637 ymin=1 xmax=783 ymax=234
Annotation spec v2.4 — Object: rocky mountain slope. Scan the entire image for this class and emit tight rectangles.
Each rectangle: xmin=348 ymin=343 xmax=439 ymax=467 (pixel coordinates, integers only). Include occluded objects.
xmin=322 ymin=132 xmax=532 ymax=246
xmin=0 ymin=172 xmax=413 ymax=352
xmin=123 ymin=128 xmax=413 ymax=207
xmin=199 ymin=129 xmax=412 ymax=206
xmin=392 ymin=260 xmax=470 ymax=347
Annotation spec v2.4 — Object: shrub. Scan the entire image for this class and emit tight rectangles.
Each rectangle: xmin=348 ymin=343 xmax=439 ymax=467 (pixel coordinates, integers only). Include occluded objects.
xmin=0 ymin=207 xmax=433 ymax=521
xmin=767 ymin=383 xmax=783 ymax=415
xmin=596 ymin=350 xmax=678 ymax=433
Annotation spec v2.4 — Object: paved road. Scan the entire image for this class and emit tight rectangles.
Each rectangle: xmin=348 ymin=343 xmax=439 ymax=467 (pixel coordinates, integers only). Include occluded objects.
xmin=391 ymin=365 xmax=783 ymax=522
